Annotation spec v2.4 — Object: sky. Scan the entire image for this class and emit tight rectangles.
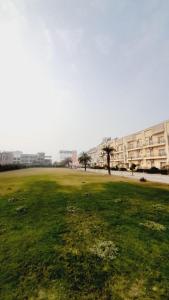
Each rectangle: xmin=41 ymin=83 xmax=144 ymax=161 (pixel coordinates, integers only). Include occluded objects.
xmin=0 ymin=0 xmax=169 ymax=160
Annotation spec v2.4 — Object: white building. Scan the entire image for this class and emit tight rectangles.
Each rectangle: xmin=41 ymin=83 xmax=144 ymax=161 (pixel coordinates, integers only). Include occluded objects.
xmin=0 ymin=151 xmax=52 ymax=166
xmin=20 ymin=152 xmax=52 ymax=166
xmin=59 ymin=150 xmax=78 ymax=166
xmin=0 ymin=152 xmax=14 ymax=165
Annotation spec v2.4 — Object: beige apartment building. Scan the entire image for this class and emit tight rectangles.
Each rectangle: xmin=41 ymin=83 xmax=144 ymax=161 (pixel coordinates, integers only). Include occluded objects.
xmin=88 ymin=120 xmax=169 ymax=169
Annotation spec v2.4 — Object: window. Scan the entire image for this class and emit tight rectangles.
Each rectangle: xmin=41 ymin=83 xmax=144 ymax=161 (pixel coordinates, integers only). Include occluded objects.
xmin=137 ymin=151 xmax=141 ymax=157
xmin=128 ymin=142 xmax=133 ymax=149
xmin=149 ymin=137 xmax=153 ymax=145
xmin=158 ymin=136 xmax=165 ymax=144
xmin=145 ymin=137 xmax=149 ymax=145
xmin=161 ymin=162 xmax=166 ymax=168
xmin=137 ymin=139 xmax=142 ymax=147
xmin=159 ymin=149 xmax=166 ymax=156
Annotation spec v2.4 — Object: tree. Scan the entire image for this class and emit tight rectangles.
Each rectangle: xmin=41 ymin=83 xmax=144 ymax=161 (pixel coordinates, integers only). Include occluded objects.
xmin=60 ymin=157 xmax=72 ymax=168
xmin=64 ymin=157 xmax=72 ymax=168
xmin=130 ymin=163 xmax=136 ymax=175
xmin=53 ymin=161 xmax=59 ymax=167
xmin=78 ymin=152 xmax=91 ymax=171
xmin=102 ymin=145 xmax=116 ymax=175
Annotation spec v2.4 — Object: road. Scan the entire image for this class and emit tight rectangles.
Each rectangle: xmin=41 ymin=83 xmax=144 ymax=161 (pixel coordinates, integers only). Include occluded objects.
xmin=84 ymin=168 xmax=169 ymax=184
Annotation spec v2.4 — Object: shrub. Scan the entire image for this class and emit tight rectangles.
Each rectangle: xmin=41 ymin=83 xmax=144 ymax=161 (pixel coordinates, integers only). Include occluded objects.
xmin=147 ymin=167 xmax=160 ymax=174
xmin=136 ymin=167 xmax=169 ymax=175
xmin=119 ymin=167 xmax=127 ymax=171
xmin=0 ymin=164 xmax=27 ymax=172
xmin=111 ymin=166 xmax=119 ymax=171
xmin=136 ymin=168 xmax=146 ymax=173
xmin=160 ymin=166 xmax=169 ymax=175
xmin=91 ymin=166 xmax=104 ymax=170
xmin=161 ymin=169 xmax=168 ymax=175
xmin=140 ymin=177 xmax=147 ymax=182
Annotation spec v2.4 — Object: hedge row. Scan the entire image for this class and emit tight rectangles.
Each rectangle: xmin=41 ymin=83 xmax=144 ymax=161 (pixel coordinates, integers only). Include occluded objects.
xmin=0 ymin=164 xmax=52 ymax=172
xmin=0 ymin=164 xmax=28 ymax=172
xmin=90 ymin=166 xmax=169 ymax=175
xmin=136 ymin=167 xmax=169 ymax=175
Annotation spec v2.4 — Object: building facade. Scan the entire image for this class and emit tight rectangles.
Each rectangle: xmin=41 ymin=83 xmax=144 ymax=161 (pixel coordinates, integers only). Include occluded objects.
xmin=20 ymin=152 xmax=52 ymax=166
xmin=0 ymin=152 xmax=14 ymax=165
xmin=87 ymin=138 xmax=111 ymax=167
xmin=88 ymin=120 xmax=169 ymax=169
xmin=59 ymin=150 xmax=78 ymax=166
xmin=0 ymin=151 xmax=52 ymax=166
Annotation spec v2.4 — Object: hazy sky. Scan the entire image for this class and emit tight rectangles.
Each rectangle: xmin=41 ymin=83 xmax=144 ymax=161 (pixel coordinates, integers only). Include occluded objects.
xmin=0 ymin=0 xmax=169 ymax=160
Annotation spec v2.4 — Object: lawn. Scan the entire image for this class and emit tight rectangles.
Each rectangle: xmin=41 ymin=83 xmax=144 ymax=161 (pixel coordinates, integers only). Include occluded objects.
xmin=0 ymin=168 xmax=169 ymax=299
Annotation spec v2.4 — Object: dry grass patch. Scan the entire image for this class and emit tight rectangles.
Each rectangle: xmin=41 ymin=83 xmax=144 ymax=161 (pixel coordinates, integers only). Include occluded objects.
xmin=105 ymin=276 xmax=146 ymax=300
xmin=140 ymin=220 xmax=166 ymax=231
xmin=29 ymin=284 xmax=67 ymax=300
xmin=90 ymin=240 xmax=118 ymax=260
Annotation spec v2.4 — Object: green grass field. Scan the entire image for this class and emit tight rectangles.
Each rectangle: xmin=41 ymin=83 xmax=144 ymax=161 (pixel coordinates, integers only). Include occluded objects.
xmin=0 ymin=168 xmax=169 ymax=299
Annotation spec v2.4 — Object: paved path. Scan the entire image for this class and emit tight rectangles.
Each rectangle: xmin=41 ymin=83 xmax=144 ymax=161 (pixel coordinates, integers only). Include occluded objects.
xmin=84 ymin=168 xmax=169 ymax=185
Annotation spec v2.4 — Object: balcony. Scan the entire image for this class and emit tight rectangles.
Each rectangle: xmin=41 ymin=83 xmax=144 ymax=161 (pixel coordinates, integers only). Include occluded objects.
xmin=127 ymin=140 xmax=165 ymax=151
xmin=113 ymin=159 xmax=125 ymax=162
xmin=127 ymin=143 xmax=143 ymax=150
xmin=128 ymin=151 xmax=167 ymax=159
xmin=145 ymin=152 xmax=167 ymax=159
xmin=128 ymin=156 xmax=143 ymax=160
xmin=115 ymin=150 xmax=124 ymax=154
xmin=127 ymin=144 xmax=142 ymax=150
xmin=144 ymin=140 xmax=165 ymax=148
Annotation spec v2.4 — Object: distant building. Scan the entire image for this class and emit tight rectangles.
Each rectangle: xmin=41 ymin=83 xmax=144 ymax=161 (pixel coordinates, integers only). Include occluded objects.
xmin=12 ymin=151 xmax=23 ymax=164
xmin=0 ymin=152 xmax=14 ymax=165
xmin=20 ymin=152 xmax=52 ymax=166
xmin=59 ymin=150 xmax=78 ymax=166
xmin=0 ymin=151 xmax=52 ymax=166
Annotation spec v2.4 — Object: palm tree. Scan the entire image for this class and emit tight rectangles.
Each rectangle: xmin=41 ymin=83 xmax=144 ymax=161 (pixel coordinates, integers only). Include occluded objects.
xmin=102 ymin=145 xmax=116 ymax=175
xmin=78 ymin=152 xmax=91 ymax=171
xmin=64 ymin=157 xmax=72 ymax=168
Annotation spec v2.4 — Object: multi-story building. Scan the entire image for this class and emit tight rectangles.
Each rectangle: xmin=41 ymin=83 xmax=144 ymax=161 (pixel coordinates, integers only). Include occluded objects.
xmin=59 ymin=150 xmax=78 ymax=166
xmin=87 ymin=147 xmax=98 ymax=166
xmin=0 ymin=152 xmax=14 ymax=165
xmin=12 ymin=151 xmax=23 ymax=164
xmin=0 ymin=151 xmax=52 ymax=166
xmin=88 ymin=120 xmax=169 ymax=169
xmin=88 ymin=138 xmax=111 ymax=167
xmin=20 ymin=152 xmax=52 ymax=166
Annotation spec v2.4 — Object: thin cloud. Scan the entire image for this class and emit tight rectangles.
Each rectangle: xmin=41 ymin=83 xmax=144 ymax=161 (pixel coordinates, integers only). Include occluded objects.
xmin=55 ymin=28 xmax=83 ymax=55
xmin=44 ymin=27 xmax=54 ymax=61
xmin=95 ymin=34 xmax=113 ymax=55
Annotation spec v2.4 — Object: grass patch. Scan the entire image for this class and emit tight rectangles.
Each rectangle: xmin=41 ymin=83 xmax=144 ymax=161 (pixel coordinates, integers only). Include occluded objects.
xmin=0 ymin=168 xmax=169 ymax=299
